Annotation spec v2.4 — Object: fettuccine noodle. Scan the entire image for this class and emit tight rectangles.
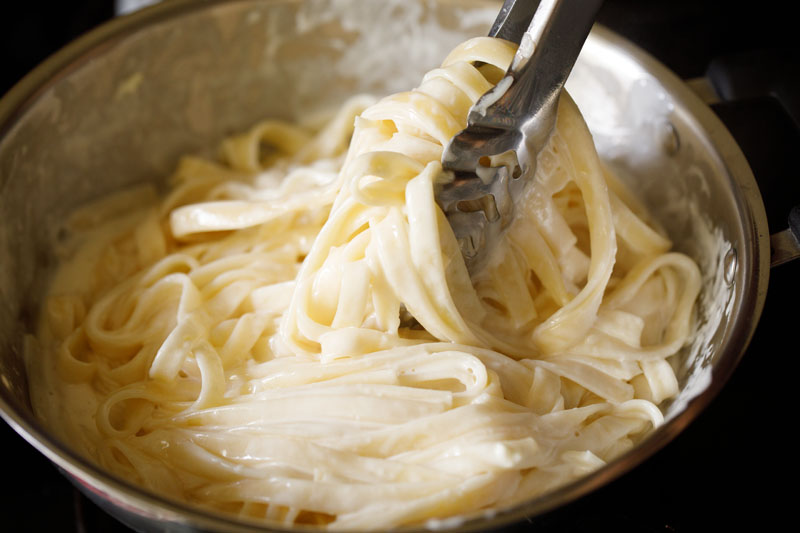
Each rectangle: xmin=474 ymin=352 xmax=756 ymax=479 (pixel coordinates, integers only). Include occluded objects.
xmin=33 ymin=37 xmax=700 ymax=529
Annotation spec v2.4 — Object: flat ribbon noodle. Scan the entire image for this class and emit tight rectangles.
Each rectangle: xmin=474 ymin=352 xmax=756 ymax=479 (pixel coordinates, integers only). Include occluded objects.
xmin=32 ymin=37 xmax=701 ymax=530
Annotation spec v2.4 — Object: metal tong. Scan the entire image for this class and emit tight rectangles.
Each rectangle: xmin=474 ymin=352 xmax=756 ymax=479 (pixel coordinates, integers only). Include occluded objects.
xmin=435 ymin=0 xmax=603 ymax=273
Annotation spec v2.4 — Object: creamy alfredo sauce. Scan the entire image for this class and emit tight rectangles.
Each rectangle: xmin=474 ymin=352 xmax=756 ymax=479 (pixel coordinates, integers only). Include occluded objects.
xmin=32 ymin=37 xmax=700 ymax=529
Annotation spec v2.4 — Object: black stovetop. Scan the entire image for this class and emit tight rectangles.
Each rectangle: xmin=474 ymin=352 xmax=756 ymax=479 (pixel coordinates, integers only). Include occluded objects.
xmin=2 ymin=1 xmax=798 ymax=531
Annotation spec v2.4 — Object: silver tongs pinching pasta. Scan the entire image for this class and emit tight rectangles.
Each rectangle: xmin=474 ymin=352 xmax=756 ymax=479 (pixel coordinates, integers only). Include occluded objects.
xmin=436 ymin=0 xmax=603 ymax=273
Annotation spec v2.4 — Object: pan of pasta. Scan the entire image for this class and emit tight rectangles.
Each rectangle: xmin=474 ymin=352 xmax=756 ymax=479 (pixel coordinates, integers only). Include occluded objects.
xmin=0 ymin=0 xmax=772 ymax=531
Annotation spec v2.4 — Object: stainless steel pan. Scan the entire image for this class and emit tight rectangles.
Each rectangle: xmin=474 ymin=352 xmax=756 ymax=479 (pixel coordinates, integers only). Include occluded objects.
xmin=0 ymin=0 xmax=794 ymax=531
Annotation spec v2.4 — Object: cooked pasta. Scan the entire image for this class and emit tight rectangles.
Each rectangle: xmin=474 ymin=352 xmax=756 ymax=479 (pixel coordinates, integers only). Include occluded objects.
xmin=32 ymin=37 xmax=701 ymax=529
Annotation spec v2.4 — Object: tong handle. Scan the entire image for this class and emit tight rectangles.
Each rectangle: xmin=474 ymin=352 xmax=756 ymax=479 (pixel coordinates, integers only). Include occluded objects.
xmin=472 ymin=0 xmax=603 ymax=137
xmin=489 ymin=0 xmax=538 ymax=42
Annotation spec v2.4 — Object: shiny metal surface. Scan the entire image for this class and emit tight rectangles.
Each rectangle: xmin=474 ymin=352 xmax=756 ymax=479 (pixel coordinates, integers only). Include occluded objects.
xmin=0 ymin=0 xmax=771 ymax=531
xmin=488 ymin=0 xmax=536 ymax=42
xmin=438 ymin=0 xmax=603 ymax=273
xmin=771 ymin=228 xmax=800 ymax=266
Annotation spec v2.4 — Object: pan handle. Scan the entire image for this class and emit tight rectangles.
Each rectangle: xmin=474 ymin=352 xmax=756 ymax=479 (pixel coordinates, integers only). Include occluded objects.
xmin=686 ymin=51 xmax=800 ymax=269
xmin=770 ymin=206 xmax=800 ymax=267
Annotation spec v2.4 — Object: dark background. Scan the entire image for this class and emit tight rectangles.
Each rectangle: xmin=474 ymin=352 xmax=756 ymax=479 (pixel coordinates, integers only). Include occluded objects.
xmin=2 ymin=1 xmax=798 ymax=531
